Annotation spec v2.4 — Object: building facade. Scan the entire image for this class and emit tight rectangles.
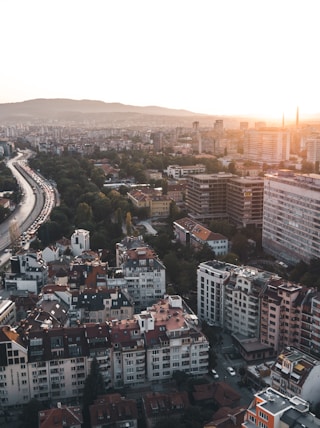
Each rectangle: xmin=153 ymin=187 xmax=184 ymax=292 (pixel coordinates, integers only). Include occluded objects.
xmin=263 ymin=171 xmax=320 ymax=264
xmin=186 ymin=173 xmax=234 ymax=223
xmin=244 ymin=128 xmax=290 ymax=163
xmin=226 ymin=177 xmax=264 ymax=228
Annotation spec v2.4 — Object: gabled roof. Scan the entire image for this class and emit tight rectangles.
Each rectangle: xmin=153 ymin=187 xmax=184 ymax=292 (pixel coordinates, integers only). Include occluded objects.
xmin=39 ymin=405 xmax=83 ymax=428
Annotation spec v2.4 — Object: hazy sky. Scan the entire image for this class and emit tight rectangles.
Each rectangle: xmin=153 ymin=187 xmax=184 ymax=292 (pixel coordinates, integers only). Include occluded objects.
xmin=1 ymin=0 xmax=319 ymax=118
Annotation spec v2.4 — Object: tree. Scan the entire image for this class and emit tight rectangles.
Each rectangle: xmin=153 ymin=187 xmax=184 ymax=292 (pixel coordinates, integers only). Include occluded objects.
xmin=82 ymin=358 xmax=106 ymax=428
xmin=126 ymin=211 xmax=132 ymax=236
xmin=20 ymin=398 xmax=45 ymax=428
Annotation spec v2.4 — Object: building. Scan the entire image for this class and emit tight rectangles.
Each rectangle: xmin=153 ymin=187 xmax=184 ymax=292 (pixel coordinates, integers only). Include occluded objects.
xmin=271 ymin=347 xmax=320 ymax=406
xmin=39 ymin=404 xmax=83 ymax=428
xmin=140 ymin=295 xmax=209 ymax=382
xmin=197 ymin=260 xmax=232 ymax=327
xmin=70 ymin=229 xmax=90 ymax=256
xmin=143 ymin=391 xmax=189 ymax=428
xmin=173 ymin=217 xmax=229 ymax=255
xmin=127 ymin=188 xmax=171 ymax=218
xmin=226 ymin=177 xmax=264 ymax=228
xmin=90 ymin=394 xmax=138 ymax=428
xmin=242 ymin=387 xmax=320 ymax=428
xmin=186 ymin=173 xmax=234 ymax=223
xmin=165 ymin=164 xmax=206 ymax=179
xmin=0 ymin=300 xmax=16 ymax=326
xmin=263 ymin=170 xmax=320 ymax=264
xmin=6 ymin=250 xmax=48 ymax=293
xmin=116 ymin=238 xmax=166 ymax=312
xmin=306 ymin=133 xmax=320 ymax=165
xmin=244 ymin=128 xmax=290 ymax=163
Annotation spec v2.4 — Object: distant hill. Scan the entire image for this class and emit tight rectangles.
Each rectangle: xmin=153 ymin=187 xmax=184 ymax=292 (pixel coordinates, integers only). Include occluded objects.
xmin=0 ymin=98 xmax=214 ymax=126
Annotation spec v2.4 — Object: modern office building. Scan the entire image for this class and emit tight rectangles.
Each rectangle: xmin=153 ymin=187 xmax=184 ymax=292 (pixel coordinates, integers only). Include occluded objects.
xmin=244 ymin=128 xmax=290 ymax=163
xmin=263 ymin=170 xmax=320 ymax=264
xmin=227 ymin=177 xmax=264 ymax=228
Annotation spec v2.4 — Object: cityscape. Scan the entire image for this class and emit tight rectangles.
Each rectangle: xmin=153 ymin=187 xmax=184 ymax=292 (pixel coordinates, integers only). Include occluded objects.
xmin=1 ymin=1 xmax=320 ymax=427
xmin=0 ymin=98 xmax=320 ymax=428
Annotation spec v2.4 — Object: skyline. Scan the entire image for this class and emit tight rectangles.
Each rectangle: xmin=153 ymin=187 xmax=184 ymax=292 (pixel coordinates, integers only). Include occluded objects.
xmin=1 ymin=0 xmax=319 ymax=120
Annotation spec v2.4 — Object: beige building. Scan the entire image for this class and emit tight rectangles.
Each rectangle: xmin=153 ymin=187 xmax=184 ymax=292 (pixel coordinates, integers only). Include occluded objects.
xmin=244 ymin=128 xmax=290 ymax=163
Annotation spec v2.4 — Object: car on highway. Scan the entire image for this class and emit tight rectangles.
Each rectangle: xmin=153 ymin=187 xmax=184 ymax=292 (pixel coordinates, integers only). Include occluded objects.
xmin=226 ymin=366 xmax=236 ymax=376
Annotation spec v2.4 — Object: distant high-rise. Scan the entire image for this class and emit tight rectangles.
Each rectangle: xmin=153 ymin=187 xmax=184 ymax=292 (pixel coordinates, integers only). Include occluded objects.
xmin=244 ymin=128 xmax=290 ymax=163
xmin=296 ymin=106 xmax=299 ymax=128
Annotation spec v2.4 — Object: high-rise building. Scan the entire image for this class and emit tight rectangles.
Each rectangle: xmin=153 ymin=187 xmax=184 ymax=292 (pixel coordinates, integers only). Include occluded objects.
xmin=226 ymin=177 xmax=264 ymax=228
xmin=186 ymin=173 xmax=234 ymax=223
xmin=306 ymin=133 xmax=320 ymax=166
xmin=263 ymin=170 xmax=320 ymax=264
xmin=244 ymin=128 xmax=290 ymax=163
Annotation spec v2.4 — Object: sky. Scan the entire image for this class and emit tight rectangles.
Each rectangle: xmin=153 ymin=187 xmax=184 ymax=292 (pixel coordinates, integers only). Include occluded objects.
xmin=1 ymin=0 xmax=320 ymax=119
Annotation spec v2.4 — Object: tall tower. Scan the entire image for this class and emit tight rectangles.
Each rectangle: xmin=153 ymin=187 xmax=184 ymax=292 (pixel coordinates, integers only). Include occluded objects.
xmin=192 ymin=121 xmax=202 ymax=154
xmin=296 ymin=106 xmax=299 ymax=128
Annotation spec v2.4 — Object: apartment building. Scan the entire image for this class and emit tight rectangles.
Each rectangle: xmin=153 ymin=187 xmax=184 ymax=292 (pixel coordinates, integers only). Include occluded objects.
xmin=197 ymin=260 xmax=320 ymax=361
xmin=186 ymin=173 xmax=264 ymax=229
xmin=140 ymin=295 xmax=209 ymax=382
xmin=165 ymin=164 xmax=206 ymax=179
xmin=244 ymin=128 xmax=290 ymax=163
xmin=260 ymin=279 xmax=304 ymax=354
xmin=0 ymin=300 xmax=16 ymax=326
xmin=0 ymin=323 xmax=113 ymax=407
xmin=224 ymin=266 xmax=269 ymax=339
xmin=186 ymin=173 xmax=234 ymax=223
xmin=116 ymin=239 xmax=166 ymax=312
xmin=226 ymin=177 xmax=264 ymax=228
xmin=197 ymin=260 xmax=233 ymax=327
xmin=263 ymin=170 xmax=320 ymax=264
xmin=127 ymin=188 xmax=171 ymax=218
xmin=6 ymin=250 xmax=48 ymax=293
xmin=306 ymin=132 xmax=320 ymax=164
xmin=173 ymin=217 xmax=229 ymax=255
xmin=0 ymin=293 xmax=207 ymax=408
xmin=242 ymin=387 xmax=320 ymax=428
xmin=74 ymin=287 xmax=134 ymax=324
xmin=271 ymin=347 xmax=320 ymax=406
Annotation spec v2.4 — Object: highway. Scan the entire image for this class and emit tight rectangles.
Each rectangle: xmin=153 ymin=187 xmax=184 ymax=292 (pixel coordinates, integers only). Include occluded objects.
xmin=0 ymin=150 xmax=56 ymax=260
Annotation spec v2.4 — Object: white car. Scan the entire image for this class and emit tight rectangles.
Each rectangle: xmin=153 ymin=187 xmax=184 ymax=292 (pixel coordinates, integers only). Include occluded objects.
xmin=210 ymin=369 xmax=219 ymax=379
xmin=226 ymin=366 xmax=236 ymax=376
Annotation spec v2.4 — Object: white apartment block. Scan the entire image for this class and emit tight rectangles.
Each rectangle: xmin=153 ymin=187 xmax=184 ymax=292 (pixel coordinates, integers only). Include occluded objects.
xmin=263 ymin=170 xmax=320 ymax=264
xmin=244 ymin=128 xmax=290 ymax=163
xmin=71 ymin=229 xmax=90 ymax=256
xmin=224 ymin=267 xmax=264 ymax=338
xmin=197 ymin=260 xmax=232 ymax=327
xmin=116 ymin=240 xmax=166 ymax=312
xmin=0 ymin=297 xmax=206 ymax=406
xmin=165 ymin=164 xmax=206 ymax=179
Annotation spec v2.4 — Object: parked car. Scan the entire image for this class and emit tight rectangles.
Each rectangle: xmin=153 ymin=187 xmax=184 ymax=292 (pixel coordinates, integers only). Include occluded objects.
xmin=210 ymin=369 xmax=219 ymax=379
xmin=226 ymin=366 xmax=236 ymax=376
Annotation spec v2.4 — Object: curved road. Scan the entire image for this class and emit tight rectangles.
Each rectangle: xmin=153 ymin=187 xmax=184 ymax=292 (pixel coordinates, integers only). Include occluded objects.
xmin=0 ymin=151 xmax=55 ymax=254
